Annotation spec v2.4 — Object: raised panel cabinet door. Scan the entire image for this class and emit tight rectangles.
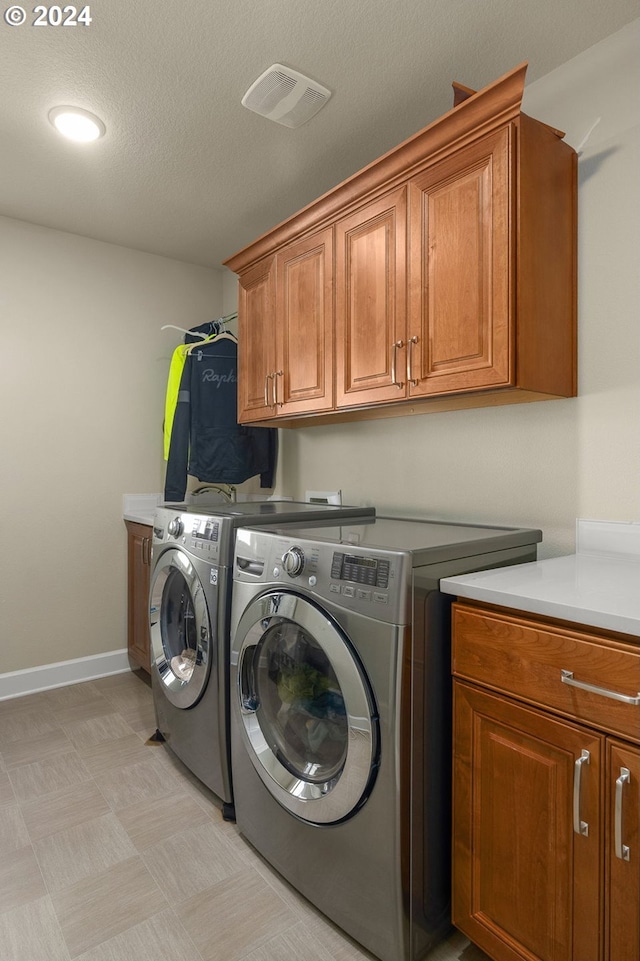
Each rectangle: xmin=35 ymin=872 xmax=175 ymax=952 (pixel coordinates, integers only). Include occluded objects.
xmin=126 ymin=521 xmax=151 ymax=672
xmin=408 ymin=126 xmax=512 ymax=397
xmin=453 ymin=681 xmax=602 ymax=961
xmin=335 ymin=186 xmax=407 ymax=407
xmin=606 ymin=740 xmax=640 ymax=961
xmin=275 ymin=227 xmax=333 ymax=414
xmin=237 ymin=257 xmax=277 ymax=422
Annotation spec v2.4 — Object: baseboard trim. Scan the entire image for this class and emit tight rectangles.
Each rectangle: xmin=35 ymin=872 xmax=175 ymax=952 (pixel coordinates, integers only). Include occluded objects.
xmin=0 ymin=649 xmax=132 ymax=701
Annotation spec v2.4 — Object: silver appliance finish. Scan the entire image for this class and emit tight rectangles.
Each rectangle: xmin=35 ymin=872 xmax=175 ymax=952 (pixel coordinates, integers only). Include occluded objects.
xmin=229 ymin=516 xmax=541 ymax=961
xmin=148 ymin=500 xmax=374 ymax=812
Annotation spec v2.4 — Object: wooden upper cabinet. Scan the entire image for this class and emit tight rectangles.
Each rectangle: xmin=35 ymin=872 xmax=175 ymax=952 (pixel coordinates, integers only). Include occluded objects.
xmin=224 ymin=62 xmax=577 ymax=428
xmin=275 ymin=227 xmax=333 ymax=415
xmin=335 ymin=187 xmax=407 ymax=407
xmin=237 ymin=256 xmax=276 ymax=422
xmin=408 ymin=127 xmax=511 ymax=397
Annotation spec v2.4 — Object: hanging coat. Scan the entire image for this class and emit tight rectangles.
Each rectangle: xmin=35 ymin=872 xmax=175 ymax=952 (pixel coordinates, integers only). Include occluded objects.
xmin=164 ymin=333 xmax=277 ymax=502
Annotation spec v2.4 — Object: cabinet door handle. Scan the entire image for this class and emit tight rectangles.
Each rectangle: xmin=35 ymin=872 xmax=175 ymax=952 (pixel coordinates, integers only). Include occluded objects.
xmin=615 ymin=767 xmax=631 ymax=861
xmin=407 ymin=335 xmax=419 ymax=386
xmin=573 ymin=750 xmax=590 ymax=836
xmin=275 ymin=370 xmax=283 ymax=407
xmin=391 ymin=340 xmax=405 ymax=389
xmin=561 ymin=670 xmax=640 ymax=705
xmin=264 ymin=373 xmax=274 ymax=408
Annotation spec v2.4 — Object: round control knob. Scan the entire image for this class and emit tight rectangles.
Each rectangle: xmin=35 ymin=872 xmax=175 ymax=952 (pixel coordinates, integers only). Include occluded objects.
xmin=308 ymin=575 xmax=317 ymax=587
xmin=281 ymin=547 xmax=305 ymax=577
xmin=167 ymin=517 xmax=183 ymax=537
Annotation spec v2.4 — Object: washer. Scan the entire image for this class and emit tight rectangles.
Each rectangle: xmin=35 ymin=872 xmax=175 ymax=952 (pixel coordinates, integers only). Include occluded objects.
xmin=148 ymin=500 xmax=374 ymax=818
xmin=230 ymin=516 xmax=541 ymax=960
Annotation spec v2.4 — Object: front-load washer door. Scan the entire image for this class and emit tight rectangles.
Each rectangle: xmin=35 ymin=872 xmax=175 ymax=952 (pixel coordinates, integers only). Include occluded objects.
xmin=149 ymin=549 xmax=213 ymax=709
xmin=235 ymin=590 xmax=379 ymax=824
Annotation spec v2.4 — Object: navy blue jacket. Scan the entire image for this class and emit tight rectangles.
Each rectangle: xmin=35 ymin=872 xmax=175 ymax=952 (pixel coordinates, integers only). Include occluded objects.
xmin=164 ymin=331 xmax=276 ymax=501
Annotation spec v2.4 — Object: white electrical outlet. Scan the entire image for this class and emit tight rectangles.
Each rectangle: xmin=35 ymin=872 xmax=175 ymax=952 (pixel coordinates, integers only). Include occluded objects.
xmin=305 ymin=490 xmax=342 ymax=506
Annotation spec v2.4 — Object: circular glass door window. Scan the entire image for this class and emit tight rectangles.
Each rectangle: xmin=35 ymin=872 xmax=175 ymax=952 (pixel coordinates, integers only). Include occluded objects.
xmin=253 ymin=621 xmax=349 ymax=785
xmin=236 ymin=591 xmax=379 ymax=824
xmin=149 ymin=549 xmax=211 ymax=709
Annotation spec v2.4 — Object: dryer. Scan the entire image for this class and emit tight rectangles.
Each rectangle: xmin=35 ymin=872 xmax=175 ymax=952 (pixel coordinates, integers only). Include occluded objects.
xmin=229 ymin=516 xmax=541 ymax=960
xmin=148 ymin=500 xmax=374 ymax=819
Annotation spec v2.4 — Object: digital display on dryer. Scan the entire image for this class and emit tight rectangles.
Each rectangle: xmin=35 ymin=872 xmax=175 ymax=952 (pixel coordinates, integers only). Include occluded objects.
xmin=191 ymin=519 xmax=220 ymax=541
xmin=330 ymin=552 xmax=390 ymax=588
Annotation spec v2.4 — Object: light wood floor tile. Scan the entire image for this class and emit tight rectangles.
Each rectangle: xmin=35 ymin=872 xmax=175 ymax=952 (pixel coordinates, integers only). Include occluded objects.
xmin=51 ymin=855 xmax=165 ymax=958
xmin=0 ymin=769 xmax=15 ymax=807
xmin=33 ymin=812 xmax=138 ymax=892
xmin=21 ymin=779 xmax=111 ymax=843
xmin=181 ymin=867 xmax=298 ymax=961
xmin=0 ymin=801 xmax=30 ymax=853
xmin=99 ymin=684 xmax=154 ymax=715
xmin=118 ymin=701 xmax=157 ymax=736
xmin=0 ymin=692 xmax=54 ymax=718
xmin=0 ymin=708 xmax=61 ymax=746
xmin=116 ymin=792 xmax=210 ymax=851
xmin=8 ymin=750 xmax=92 ymax=804
xmin=0 ymin=896 xmax=71 ymax=961
xmin=142 ymin=820 xmax=244 ymax=904
xmin=1 ymin=729 xmax=74 ymax=769
xmin=242 ymin=919 xmax=372 ymax=961
xmin=73 ymin=910 xmax=202 ymax=961
xmin=77 ymin=733 xmax=156 ymax=777
xmin=61 ymin=712 xmax=136 ymax=752
xmin=93 ymin=756 xmax=182 ymax=811
xmin=0 ymin=844 xmax=47 ymax=916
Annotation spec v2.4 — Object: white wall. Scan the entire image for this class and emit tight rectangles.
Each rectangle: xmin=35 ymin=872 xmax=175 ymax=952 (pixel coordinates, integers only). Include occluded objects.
xmin=273 ymin=21 xmax=640 ymax=559
xmin=0 ymin=219 xmax=224 ymax=674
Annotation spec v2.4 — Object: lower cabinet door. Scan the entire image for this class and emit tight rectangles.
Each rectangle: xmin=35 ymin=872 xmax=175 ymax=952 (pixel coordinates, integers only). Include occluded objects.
xmin=606 ymin=740 xmax=640 ymax=961
xmin=453 ymin=681 xmax=603 ymax=961
xmin=126 ymin=521 xmax=151 ymax=672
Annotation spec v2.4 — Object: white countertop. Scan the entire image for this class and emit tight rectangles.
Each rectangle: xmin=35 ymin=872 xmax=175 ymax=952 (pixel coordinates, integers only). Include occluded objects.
xmin=123 ymin=493 xmax=162 ymax=527
xmin=441 ymin=520 xmax=640 ymax=638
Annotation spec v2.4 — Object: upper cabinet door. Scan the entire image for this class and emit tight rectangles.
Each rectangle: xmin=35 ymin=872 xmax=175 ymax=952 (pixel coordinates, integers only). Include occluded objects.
xmin=237 ymin=257 xmax=277 ymax=423
xmin=408 ymin=126 xmax=512 ymax=397
xmin=275 ymin=227 xmax=334 ymax=415
xmin=335 ymin=187 xmax=407 ymax=408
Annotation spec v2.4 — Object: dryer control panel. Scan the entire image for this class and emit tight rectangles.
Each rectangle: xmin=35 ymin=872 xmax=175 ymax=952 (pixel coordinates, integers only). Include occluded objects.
xmin=330 ymin=552 xmax=390 ymax=589
xmin=233 ymin=528 xmax=412 ymax=625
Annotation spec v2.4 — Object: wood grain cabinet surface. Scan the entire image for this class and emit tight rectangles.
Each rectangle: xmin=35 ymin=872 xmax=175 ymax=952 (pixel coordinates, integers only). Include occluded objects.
xmin=225 ymin=62 xmax=577 ymax=428
xmin=125 ymin=521 xmax=152 ymax=673
xmin=452 ymin=602 xmax=640 ymax=961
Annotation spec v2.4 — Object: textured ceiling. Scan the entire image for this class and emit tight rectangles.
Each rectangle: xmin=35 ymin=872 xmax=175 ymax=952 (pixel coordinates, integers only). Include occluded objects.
xmin=0 ymin=0 xmax=637 ymax=268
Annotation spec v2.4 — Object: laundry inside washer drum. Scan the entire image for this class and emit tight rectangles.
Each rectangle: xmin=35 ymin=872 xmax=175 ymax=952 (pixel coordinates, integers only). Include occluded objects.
xmin=251 ymin=622 xmax=348 ymax=782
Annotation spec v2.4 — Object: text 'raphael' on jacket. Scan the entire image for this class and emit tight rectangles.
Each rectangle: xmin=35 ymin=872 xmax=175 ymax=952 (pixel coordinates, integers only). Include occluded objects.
xmin=164 ymin=324 xmax=277 ymax=502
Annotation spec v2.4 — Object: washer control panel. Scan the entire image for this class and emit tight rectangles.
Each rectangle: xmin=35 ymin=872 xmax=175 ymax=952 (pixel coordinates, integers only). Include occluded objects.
xmin=154 ymin=509 xmax=222 ymax=559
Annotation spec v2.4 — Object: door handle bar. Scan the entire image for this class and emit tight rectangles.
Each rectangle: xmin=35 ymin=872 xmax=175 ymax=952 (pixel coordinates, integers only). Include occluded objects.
xmin=615 ymin=767 xmax=631 ymax=861
xmin=573 ymin=749 xmax=590 ymax=836
xmin=407 ymin=336 xmax=419 ymax=386
xmin=391 ymin=340 xmax=405 ymax=388
xmin=264 ymin=373 xmax=274 ymax=408
xmin=561 ymin=670 xmax=640 ymax=705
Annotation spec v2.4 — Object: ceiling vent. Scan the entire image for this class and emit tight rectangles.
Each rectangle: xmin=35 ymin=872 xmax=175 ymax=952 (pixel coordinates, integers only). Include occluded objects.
xmin=241 ymin=64 xmax=331 ymax=128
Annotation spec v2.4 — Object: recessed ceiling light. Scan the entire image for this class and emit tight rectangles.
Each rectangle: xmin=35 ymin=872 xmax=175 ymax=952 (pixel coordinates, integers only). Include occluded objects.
xmin=48 ymin=106 xmax=106 ymax=142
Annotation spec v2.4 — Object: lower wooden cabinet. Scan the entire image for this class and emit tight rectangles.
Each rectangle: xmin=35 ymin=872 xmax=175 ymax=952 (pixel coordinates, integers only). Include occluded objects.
xmin=125 ymin=521 xmax=152 ymax=672
xmin=452 ymin=602 xmax=640 ymax=961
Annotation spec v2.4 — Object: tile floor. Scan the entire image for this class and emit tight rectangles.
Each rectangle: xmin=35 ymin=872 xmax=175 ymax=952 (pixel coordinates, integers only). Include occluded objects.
xmin=0 ymin=670 xmax=491 ymax=961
